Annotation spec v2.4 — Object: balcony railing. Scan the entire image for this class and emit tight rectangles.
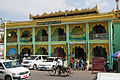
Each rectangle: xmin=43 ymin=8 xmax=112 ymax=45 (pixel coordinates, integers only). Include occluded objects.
xmin=52 ymin=35 xmax=66 ymax=41
xmin=69 ymin=34 xmax=85 ymax=41
xmin=20 ymin=37 xmax=32 ymax=42
xmin=89 ymin=33 xmax=109 ymax=40
xmin=7 ymin=37 xmax=17 ymax=42
xmin=35 ymin=36 xmax=48 ymax=42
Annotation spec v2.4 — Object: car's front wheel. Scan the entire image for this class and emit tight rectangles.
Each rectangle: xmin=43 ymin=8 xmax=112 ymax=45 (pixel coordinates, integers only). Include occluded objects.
xmin=33 ymin=64 xmax=37 ymax=70
xmin=5 ymin=75 xmax=12 ymax=80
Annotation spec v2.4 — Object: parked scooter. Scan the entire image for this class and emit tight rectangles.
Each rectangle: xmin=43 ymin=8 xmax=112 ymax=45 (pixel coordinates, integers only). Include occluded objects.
xmin=104 ymin=61 xmax=110 ymax=72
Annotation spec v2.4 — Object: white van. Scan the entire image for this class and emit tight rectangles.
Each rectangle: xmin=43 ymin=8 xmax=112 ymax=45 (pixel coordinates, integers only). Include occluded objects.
xmin=0 ymin=60 xmax=30 ymax=80
xmin=21 ymin=55 xmax=49 ymax=70
xmin=38 ymin=57 xmax=57 ymax=70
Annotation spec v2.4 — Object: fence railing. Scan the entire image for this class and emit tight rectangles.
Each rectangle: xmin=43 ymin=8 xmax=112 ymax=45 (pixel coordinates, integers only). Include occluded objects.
xmin=69 ymin=34 xmax=85 ymax=41
xmin=52 ymin=35 xmax=66 ymax=41
xmin=35 ymin=36 xmax=48 ymax=42
xmin=7 ymin=37 xmax=17 ymax=42
xmin=89 ymin=33 xmax=109 ymax=40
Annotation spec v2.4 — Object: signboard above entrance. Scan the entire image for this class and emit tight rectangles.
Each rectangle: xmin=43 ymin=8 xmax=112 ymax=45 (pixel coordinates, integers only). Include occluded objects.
xmin=36 ymin=20 xmax=62 ymax=25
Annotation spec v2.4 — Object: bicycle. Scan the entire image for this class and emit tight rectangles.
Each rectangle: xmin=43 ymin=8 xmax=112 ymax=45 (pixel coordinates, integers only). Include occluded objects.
xmin=49 ymin=65 xmax=71 ymax=77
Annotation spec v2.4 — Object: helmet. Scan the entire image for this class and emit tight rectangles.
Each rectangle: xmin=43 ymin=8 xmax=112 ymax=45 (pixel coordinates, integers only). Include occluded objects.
xmin=107 ymin=61 xmax=109 ymax=63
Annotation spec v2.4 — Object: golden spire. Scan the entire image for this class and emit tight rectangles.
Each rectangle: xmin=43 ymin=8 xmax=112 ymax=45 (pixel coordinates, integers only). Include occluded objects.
xmin=116 ymin=0 xmax=119 ymax=11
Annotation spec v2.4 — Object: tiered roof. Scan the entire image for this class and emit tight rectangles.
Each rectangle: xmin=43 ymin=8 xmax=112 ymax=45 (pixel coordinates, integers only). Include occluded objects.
xmin=29 ymin=5 xmax=99 ymax=20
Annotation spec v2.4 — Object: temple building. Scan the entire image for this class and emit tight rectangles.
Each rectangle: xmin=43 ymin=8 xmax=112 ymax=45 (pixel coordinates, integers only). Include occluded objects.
xmin=0 ymin=4 xmax=115 ymax=69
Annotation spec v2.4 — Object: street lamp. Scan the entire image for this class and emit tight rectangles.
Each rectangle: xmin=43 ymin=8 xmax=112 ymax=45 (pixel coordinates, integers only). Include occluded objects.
xmin=0 ymin=18 xmax=7 ymax=60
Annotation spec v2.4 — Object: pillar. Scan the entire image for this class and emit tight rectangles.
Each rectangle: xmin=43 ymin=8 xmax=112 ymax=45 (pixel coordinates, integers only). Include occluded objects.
xmin=86 ymin=22 xmax=90 ymax=69
xmin=108 ymin=20 xmax=113 ymax=69
xmin=48 ymin=25 xmax=51 ymax=56
xmin=17 ymin=28 xmax=20 ymax=54
xmin=32 ymin=27 xmax=35 ymax=55
xmin=66 ymin=24 xmax=70 ymax=66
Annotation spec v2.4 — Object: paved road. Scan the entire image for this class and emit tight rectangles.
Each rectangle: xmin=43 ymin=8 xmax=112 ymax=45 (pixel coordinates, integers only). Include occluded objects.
xmin=29 ymin=70 xmax=96 ymax=80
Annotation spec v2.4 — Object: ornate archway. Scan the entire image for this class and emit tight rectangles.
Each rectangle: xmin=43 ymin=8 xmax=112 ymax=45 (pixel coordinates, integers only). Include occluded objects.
xmin=52 ymin=27 xmax=66 ymax=41
xmin=21 ymin=47 xmax=31 ymax=57
xmin=89 ymin=43 xmax=109 ymax=61
xmin=70 ymin=45 xmax=86 ymax=61
xmin=36 ymin=47 xmax=48 ymax=55
xmin=89 ymin=24 xmax=108 ymax=40
xmin=35 ymin=29 xmax=48 ymax=41
xmin=93 ymin=46 xmax=107 ymax=61
xmin=21 ymin=30 xmax=32 ymax=42
xmin=69 ymin=26 xmax=85 ymax=41
xmin=7 ymin=31 xmax=17 ymax=42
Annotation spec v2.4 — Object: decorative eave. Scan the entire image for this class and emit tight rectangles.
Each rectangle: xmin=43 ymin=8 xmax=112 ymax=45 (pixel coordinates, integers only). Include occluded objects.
xmin=29 ymin=5 xmax=99 ymax=20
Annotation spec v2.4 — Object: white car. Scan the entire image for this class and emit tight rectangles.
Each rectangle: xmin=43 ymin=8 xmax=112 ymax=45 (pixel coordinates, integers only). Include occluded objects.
xmin=38 ymin=57 xmax=57 ymax=70
xmin=21 ymin=55 xmax=49 ymax=70
xmin=0 ymin=60 xmax=30 ymax=80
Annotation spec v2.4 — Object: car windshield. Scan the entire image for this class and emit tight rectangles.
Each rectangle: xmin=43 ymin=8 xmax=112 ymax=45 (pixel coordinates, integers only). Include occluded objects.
xmin=3 ymin=61 xmax=21 ymax=68
xmin=46 ymin=58 xmax=54 ymax=62
xmin=42 ymin=56 xmax=48 ymax=60
xmin=28 ymin=56 xmax=37 ymax=60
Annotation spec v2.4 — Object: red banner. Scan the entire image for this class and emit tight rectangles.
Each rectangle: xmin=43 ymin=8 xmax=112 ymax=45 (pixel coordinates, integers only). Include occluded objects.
xmin=92 ymin=57 xmax=104 ymax=71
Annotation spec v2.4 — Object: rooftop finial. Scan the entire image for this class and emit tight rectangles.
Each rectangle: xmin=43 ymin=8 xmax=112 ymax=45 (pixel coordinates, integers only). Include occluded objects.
xmin=116 ymin=0 xmax=119 ymax=11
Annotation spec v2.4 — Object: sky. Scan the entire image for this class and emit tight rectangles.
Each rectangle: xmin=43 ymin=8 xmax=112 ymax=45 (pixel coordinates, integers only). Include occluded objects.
xmin=0 ymin=0 xmax=117 ymax=21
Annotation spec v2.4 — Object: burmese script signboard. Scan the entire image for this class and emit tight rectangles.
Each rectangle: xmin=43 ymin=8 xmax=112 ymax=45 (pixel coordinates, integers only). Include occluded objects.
xmin=36 ymin=20 xmax=62 ymax=25
xmin=92 ymin=57 xmax=104 ymax=72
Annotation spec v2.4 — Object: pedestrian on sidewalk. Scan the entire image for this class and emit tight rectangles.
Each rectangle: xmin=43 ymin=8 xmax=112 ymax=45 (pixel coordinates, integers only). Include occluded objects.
xmin=73 ymin=58 xmax=76 ymax=70
xmin=70 ymin=58 xmax=73 ymax=69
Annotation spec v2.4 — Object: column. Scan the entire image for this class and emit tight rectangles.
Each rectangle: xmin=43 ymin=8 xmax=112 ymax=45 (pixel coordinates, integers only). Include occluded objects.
xmin=17 ymin=28 xmax=20 ymax=54
xmin=86 ymin=22 xmax=90 ymax=69
xmin=108 ymin=20 xmax=113 ymax=69
xmin=32 ymin=27 xmax=35 ymax=55
xmin=48 ymin=25 xmax=51 ymax=56
xmin=66 ymin=24 xmax=70 ymax=65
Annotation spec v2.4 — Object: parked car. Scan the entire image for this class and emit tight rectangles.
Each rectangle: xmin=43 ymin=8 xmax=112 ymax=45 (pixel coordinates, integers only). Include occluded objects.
xmin=38 ymin=57 xmax=57 ymax=70
xmin=0 ymin=60 xmax=30 ymax=80
xmin=21 ymin=55 xmax=49 ymax=70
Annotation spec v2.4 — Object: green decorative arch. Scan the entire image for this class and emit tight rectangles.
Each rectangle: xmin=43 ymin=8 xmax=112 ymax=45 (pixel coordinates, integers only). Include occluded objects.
xmin=70 ymin=26 xmax=85 ymax=41
xmin=20 ymin=30 xmax=32 ymax=42
xmin=36 ymin=29 xmax=48 ymax=41
xmin=52 ymin=28 xmax=66 ymax=41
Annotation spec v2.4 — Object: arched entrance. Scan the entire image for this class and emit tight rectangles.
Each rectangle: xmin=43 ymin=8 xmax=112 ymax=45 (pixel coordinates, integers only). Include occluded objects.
xmin=36 ymin=47 xmax=48 ymax=55
xmin=21 ymin=48 xmax=31 ymax=57
xmin=93 ymin=46 xmax=107 ymax=61
xmin=72 ymin=46 xmax=86 ymax=61
xmin=52 ymin=47 xmax=66 ymax=59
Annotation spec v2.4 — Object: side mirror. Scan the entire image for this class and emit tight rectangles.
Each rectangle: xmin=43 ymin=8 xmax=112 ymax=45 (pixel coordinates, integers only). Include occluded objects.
xmin=0 ymin=66 xmax=4 ymax=69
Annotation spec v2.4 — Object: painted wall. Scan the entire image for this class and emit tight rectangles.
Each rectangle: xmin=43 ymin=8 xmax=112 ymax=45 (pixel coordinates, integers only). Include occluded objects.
xmin=113 ymin=23 xmax=120 ymax=53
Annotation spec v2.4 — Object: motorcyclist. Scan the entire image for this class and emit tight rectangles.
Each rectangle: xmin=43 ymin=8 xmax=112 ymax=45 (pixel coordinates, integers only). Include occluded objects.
xmin=56 ymin=58 xmax=63 ymax=74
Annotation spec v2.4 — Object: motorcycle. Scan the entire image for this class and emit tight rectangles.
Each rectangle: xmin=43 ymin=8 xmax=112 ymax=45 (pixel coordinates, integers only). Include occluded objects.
xmin=49 ymin=65 xmax=71 ymax=77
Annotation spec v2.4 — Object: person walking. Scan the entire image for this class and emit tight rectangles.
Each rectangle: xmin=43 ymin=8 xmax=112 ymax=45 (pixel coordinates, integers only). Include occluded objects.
xmin=76 ymin=58 xmax=79 ymax=70
xmin=78 ymin=57 xmax=82 ymax=70
xmin=70 ymin=58 xmax=73 ymax=69
xmin=73 ymin=58 xmax=76 ymax=70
